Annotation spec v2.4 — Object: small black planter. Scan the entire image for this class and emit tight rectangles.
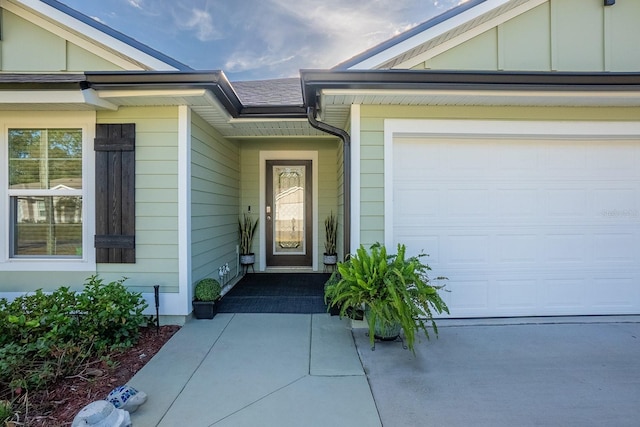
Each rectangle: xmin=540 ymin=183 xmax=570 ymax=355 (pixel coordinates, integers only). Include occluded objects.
xmin=193 ymin=300 xmax=218 ymax=319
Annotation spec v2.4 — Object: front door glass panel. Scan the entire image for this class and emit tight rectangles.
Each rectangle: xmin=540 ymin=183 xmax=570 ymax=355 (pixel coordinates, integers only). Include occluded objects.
xmin=273 ymin=165 xmax=306 ymax=255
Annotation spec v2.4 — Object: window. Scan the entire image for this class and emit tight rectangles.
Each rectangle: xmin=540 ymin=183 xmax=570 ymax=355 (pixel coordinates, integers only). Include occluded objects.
xmin=8 ymin=128 xmax=83 ymax=258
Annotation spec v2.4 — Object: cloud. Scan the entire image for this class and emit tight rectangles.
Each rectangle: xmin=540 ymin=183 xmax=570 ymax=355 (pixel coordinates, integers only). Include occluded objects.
xmin=181 ymin=8 xmax=220 ymax=42
xmin=127 ymin=0 xmax=143 ymax=9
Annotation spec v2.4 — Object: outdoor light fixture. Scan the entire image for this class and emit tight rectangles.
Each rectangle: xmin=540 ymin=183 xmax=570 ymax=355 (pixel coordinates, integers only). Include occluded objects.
xmin=604 ymin=0 xmax=615 ymax=6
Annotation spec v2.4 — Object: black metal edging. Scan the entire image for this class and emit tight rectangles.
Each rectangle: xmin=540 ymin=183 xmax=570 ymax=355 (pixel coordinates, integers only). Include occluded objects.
xmin=306 ymin=106 xmax=351 ymax=262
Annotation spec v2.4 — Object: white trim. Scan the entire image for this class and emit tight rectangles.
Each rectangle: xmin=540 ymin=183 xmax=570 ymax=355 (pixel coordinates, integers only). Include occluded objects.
xmin=384 ymin=119 xmax=640 ymax=248
xmin=0 ymin=111 xmax=96 ymax=271
xmin=348 ymin=0 xmax=518 ymax=70
xmin=259 ymin=151 xmax=319 ymax=272
xmin=175 ymin=105 xmax=192 ymax=316
xmin=350 ymin=104 xmax=361 ymax=254
xmin=5 ymin=0 xmax=178 ymax=70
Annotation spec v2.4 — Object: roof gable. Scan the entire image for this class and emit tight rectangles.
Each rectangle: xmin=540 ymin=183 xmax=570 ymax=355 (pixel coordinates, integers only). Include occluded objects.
xmin=1 ymin=0 xmax=191 ymax=71
xmin=337 ymin=0 xmax=640 ymax=73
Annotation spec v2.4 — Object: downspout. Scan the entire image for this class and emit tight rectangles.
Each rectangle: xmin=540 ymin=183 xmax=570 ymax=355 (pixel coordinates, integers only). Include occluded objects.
xmin=306 ymin=106 xmax=351 ymax=260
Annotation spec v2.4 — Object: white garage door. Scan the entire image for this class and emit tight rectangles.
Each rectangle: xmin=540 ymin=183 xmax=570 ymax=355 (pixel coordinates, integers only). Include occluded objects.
xmin=393 ymin=137 xmax=640 ymax=317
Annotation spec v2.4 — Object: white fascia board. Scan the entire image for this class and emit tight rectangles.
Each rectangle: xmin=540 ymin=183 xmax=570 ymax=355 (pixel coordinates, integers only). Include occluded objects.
xmin=348 ymin=0 xmax=517 ymax=70
xmin=1 ymin=90 xmax=85 ymax=103
xmin=5 ymin=0 xmax=178 ymax=71
xmin=97 ymin=89 xmax=209 ymax=99
xmin=0 ymin=89 xmax=119 ymax=110
xmin=82 ymin=89 xmax=118 ymax=110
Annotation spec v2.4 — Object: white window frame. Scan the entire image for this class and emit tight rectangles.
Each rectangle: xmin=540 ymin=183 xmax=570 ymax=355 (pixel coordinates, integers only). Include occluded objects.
xmin=0 ymin=111 xmax=96 ymax=271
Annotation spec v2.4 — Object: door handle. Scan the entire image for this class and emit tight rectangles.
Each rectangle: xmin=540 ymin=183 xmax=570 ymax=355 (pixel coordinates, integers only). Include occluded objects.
xmin=266 ymin=205 xmax=271 ymax=221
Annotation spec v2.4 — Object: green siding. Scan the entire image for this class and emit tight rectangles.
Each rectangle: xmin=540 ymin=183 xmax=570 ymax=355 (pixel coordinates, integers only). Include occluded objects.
xmin=0 ymin=9 xmax=124 ymax=71
xmin=608 ymin=1 xmax=640 ymax=71
xmin=427 ymin=29 xmax=498 ymax=70
xmin=1 ymin=10 xmax=65 ymax=71
xmin=66 ymin=42 xmax=124 ymax=71
xmin=0 ymin=272 xmax=94 ymax=293
xmin=358 ymin=105 xmax=640 ymax=246
xmin=420 ymin=1 xmax=640 ymax=72
xmin=500 ymin=3 xmax=551 ymax=71
xmin=239 ymin=139 xmax=339 ymax=267
xmin=97 ymin=107 xmax=181 ymax=293
xmin=553 ymin=0 xmax=603 ymax=71
xmin=190 ymin=112 xmax=241 ymax=284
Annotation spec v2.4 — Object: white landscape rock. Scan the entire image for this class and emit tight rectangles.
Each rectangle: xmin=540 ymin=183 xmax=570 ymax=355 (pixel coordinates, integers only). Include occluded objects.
xmin=106 ymin=385 xmax=148 ymax=413
xmin=71 ymin=400 xmax=131 ymax=427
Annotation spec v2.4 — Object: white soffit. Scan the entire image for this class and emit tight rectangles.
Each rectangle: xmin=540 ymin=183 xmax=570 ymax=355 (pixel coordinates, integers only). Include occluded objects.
xmin=4 ymin=0 xmax=178 ymax=71
xmin=320 ymin=89 xmax=640 ymax=108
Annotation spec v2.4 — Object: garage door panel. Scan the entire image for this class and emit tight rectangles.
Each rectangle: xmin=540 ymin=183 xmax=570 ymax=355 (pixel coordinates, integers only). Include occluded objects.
xmin=496 ymin=234 xmax=539 ymax=264
xmin=447 ymin=235 xmax=490 ymax=266
xmin=541 ymin=279 xmax=585 ymax=310
xmin=493 ymin=188 xmax=539 ymax=216
xmin=592 ymin=277 xmax=638 ymax=309
xmin=446 ymin=280 xmax=489 ymax=312
xmin=495 ymin=279 xmax=538 ymax=310
xmin=546 ymin=189 xmax=588 ymax=217
xmin=445 ymin=142 xmax=490 ymax=170
xmin=447 ymin=189 xmax=490 ymax=217
xmin=594 ymin=188 xmax=639 ymax=216
xmin=593 ymin=233 xmax=636 ymax=263
xmin=543 ymin=234 xmax=587 ymax=264
xmin=393 ymin=137 xmax=640 ymax=317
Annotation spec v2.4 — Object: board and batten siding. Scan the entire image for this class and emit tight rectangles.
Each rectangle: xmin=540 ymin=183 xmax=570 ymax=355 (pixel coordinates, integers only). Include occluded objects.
xmin=190 ymin=112 xmax=241 ymax=283
xmin=0 ymin=9 xmax=124 ymax=72
xmin=96 ymin=107 xmax=180 ymax=293
xmin=239 ymin=139 xmax=339 ymax=268
xmin=357 ymin=104 xmax=640 ymax=248
xmin=412 ymin=0 xmax=640 ymax=72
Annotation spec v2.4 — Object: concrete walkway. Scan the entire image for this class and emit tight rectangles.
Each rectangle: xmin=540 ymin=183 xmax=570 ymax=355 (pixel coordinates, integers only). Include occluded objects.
xmin=128 ymin=313 xmax=381 ymax=427
xmin=354 ymin=316 xmax=640 ymax=427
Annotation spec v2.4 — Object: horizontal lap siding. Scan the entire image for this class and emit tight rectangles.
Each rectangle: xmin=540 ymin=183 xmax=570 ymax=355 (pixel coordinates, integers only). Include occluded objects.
xmin=358 ymin=105 xmax=640 ymax=249
xmin=97 ymin=107 xmax=180 ymax=293
xmin=190 ymin=113 xmax=240 ymax=282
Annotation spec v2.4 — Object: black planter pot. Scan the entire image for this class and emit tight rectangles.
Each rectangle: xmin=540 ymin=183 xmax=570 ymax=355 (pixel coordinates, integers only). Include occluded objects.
xmin=240 ymin=253 xmax=255 ymax=265
xmin=193 ymin=300 xmax=218 ymax=319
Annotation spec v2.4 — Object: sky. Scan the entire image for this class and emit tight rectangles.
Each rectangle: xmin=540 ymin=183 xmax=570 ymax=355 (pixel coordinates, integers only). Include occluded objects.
xmin=58 ymin=0 xmax=466 ymax=81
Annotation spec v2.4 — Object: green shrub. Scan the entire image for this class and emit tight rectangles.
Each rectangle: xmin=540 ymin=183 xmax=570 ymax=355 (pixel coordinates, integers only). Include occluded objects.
xmin=194 ymin=278 xmax=222 ymax=302
xmin=76 ymin=276 xmax=148 ymax=350
xmin=0 ymin=276 xmax=148 ymax=394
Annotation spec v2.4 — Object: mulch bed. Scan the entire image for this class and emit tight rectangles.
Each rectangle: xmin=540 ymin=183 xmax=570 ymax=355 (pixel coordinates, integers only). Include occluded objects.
xmin=7 ymin=325 xmax=179 ymax=427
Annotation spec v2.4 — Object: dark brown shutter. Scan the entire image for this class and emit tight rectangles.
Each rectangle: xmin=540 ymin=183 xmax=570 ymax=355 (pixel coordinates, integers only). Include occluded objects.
xmin=94 ymin=123 xmax=136 ymax=263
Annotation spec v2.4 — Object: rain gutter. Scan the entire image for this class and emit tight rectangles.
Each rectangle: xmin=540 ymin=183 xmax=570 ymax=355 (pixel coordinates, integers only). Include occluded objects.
xmin=84 ymin=71 xmax=307 ymax=119
xmin=306 ymin=105 xmax=352 ymax=261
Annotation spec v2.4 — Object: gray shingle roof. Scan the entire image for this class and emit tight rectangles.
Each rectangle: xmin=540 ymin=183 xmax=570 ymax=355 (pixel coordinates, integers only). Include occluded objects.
xmin=0 ymin=73 xmax=86 ymax=84
xmin=232 ymin=78 xmax=302 ymax=106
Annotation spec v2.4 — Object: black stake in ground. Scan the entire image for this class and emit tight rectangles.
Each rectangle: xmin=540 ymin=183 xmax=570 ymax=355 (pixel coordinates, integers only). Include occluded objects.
xmin=153 ymin=285 xmax=160 ymax=334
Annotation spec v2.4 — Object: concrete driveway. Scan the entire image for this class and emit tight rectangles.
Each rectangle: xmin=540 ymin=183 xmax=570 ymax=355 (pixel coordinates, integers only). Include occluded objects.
xmin=353 ymin=317 xmax=640 ymax=427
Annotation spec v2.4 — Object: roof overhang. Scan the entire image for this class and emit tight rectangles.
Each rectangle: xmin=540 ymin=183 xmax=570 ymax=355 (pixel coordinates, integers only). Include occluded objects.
xmin=4 ymin=69 xmax=640 ymax=137
xmin=301 ymin=69 xmax=640 ymax=127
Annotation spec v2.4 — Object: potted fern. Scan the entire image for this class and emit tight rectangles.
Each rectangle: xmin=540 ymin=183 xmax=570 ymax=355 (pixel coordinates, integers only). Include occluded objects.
xmin=323 ymin=211 xmax=338 ymax=266
xmin=324 ymin=243 xmax=449 ymax=352
xmin=192 ymin=278 xmax=222 ymax=319
xmin=238 ymin=213 xmax=258 ymax=266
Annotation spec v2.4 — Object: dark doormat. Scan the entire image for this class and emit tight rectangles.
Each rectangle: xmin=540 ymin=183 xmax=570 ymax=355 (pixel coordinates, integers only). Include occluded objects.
xmin=216 ymin=273 xmax=330 ymax=314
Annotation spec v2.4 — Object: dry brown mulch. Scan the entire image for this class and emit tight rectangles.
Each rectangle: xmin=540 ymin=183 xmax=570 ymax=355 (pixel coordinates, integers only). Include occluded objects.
xmin=8 ymin=325 xmax=179 ymax=427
